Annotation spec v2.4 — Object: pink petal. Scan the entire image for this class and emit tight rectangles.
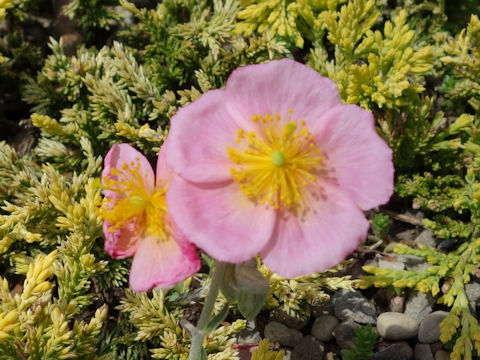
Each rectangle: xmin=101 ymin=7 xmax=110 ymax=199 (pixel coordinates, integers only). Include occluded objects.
xmin=102 ymin=143 xmax=155 ymax=196
xmin=103 ymin=221 xmax=141 ymax=259
xmin=311 ymin=104 xmax=394 ymax=210
xmin=129 ymin=229 xmax=201 ymax=292
xmin=225 ymin=59 xmax=341 ymax=128
xmin=165 ymin=90 xmax=241 ymax=183
xmin=166 ymin=176 xmax=276 ymax=263
xmin=260 ymin=183 xmax=369 ymax=278
xmin=156 ymin=138 xmax=175 ymax=186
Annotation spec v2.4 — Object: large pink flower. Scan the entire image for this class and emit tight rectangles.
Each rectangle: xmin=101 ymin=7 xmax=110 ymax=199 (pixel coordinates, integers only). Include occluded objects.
xmin=165 ymin=59 xmax=394 ymax=278
xmin=100 ymin=143 xmax=200 ymax=291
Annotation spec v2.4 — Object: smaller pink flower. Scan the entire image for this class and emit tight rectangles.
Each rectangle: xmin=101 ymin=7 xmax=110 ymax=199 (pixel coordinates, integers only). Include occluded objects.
xmin=100 ymin=143 xmax=200 ymax=292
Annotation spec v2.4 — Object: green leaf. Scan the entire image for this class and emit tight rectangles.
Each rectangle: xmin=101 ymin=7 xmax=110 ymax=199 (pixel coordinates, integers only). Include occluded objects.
xmin=203 ymin=304 xmax=229 ymax=333
xmin=220 ymin=260 xmax=269 ymax=320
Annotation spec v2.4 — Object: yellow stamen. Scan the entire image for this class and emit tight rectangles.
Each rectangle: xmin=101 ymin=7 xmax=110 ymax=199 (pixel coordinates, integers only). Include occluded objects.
xmin=99 ymin=160 xmax=170 ymax=239
xmin=227 ymin=112 xmax=322 ymax=210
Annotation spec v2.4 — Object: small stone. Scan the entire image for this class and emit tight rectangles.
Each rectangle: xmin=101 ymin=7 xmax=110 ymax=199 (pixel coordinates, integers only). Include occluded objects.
xmin=404 ymin=292 xmax=434 ymax=322
xmin=270 ymin=307 xmax=310 ymax=330
xmin=115 ymin=5 xmax=135 ymax=26
xmin=364 ymin=258 xmax=379 ymax=267
xmin=396 ymin=254 xmax=429 ymax=271
xmin=291 ymin=335 xmax=324 ymax=360
xmin=414 ymin=343 xmax=434 ymax=360
xmin=372 ymin=341 xmax=413 ymax=360
xmin=415 ymin=229 xmax=436 ymax=248
xmin=377 ymin=312 xmax=419 ymax=340
xmin=332 ymin=320 xmax=360 ymax=350
xmin=264 ymin=321 xmax=303 ymax=347
xmin=312 ymin=315 xmax=339 ymax=342
xmin=324 ymin=352 xmax=340 ymax=360
xmin=465 ymin=281 xmax=480 ymax=312
xmin=284 ymin=350 xmax=292 ymax=360
xmin=384 ymin=242 xmax=399 ymax=253
xmin=394 ymin=229 xmax=418 ymax=242
xmin=390 ymin=296 xmax=405 ymax=313
xmin=434 ymin=350 xmax=451 ymax=360
xmin=430 ymin=342 xmax=444 ymax=354
xmin=237 ymin=320 xmax=261 ymax=346
xmin=378 ymin=258 xmax=405 ymax=270
xmin=418 ymin=311 xmax=449 ymax=344
xmin=332 ymin=289 xmax=377 ymax=324
xmin=438 ymin=238 xmax=459 ymax=251
xmin=312 ymin=302 xmax=334 ymax=317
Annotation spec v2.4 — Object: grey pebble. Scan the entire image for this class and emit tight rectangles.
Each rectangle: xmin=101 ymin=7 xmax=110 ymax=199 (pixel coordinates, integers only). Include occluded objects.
xmin=373 ymin=341 xmax=413 ymax=360
xmin=414 ymin=343 xmax=434 ymax=360
xmin=264 ymin=321 xmax=303 ymax=347
xmin=396 ymin=254 xmax=430 ymax=271
xmin=270 ymin=307 xmax=310 ymax=330
xmin=415 ymin=229 xmax=436 ymax=248
xmin=236 ymin=320 xmax=261 ymax=346
xmin=434 ymin=350 xmax=451 ymax=360
xmin=378 ymin=257 xmax=405 ymax=270
xmin=384 ymin=242 xmax=399 ymax=253
xmin=377 ymin=312 xmax=419 ymax=340
xmin=418 ymin=311 xmax=449 ymax=344
xmin=291 ymin=335 xmax=324 ymax=360
xmin=312 ymin=302 xmax=334 ymax=317
xmin=390 ymin=295 xmax=405 ymax=313
xmin=404 ymin=291 xmax=434 ymax=322
xmin=332 ymin=289 xmax=377 ymax=324
xmin=311 ymin=315 xmax=339 ymax=342
xmin=430 ymin=341 xmax=444 ymax=354
xmin=332 ymin=320 xmax=360 ymax=350
xmin=465 ymin=281 xmax=480 ymax=312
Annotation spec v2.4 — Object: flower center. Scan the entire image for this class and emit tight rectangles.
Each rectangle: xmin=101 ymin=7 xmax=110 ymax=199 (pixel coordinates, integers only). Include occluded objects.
xmin=100 ymin=160 xmax=170 ymax=238
xmin=227 ymin=111 xmax=322 ymax=209
xmin=271 ymin=151 xmax=286 ymax=166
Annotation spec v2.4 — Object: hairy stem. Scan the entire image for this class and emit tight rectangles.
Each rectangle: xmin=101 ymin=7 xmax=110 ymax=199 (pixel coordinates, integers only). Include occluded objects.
xmin=188 ymin=261 xmax=227 ymax=360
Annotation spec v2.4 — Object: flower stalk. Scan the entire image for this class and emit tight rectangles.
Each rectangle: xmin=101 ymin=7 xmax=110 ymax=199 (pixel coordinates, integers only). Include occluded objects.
xmin=188 ymin=261 xmax=228 ymax=360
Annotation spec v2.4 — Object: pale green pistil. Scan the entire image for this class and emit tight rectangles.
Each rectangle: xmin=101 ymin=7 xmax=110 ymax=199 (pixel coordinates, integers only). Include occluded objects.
xmin=129 ymin=195 xmax=146 ymax=207
xmin=271 ymin=151 xmax=286 ymax=166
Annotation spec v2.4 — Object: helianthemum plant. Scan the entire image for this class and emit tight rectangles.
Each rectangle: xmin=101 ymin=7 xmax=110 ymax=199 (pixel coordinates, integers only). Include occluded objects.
xmin=100 ymin=143 xmax=201 ymax=292
xmin=165 ymin=58 xmax=394 ymax=276
xmin=164 ymin=58 xmax=394 ymax=358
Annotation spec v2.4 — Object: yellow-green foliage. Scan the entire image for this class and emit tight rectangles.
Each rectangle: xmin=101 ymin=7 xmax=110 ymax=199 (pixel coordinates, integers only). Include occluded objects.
xmin=259 ymin=262 xmax=356 ymax=318
xmin=235 ymin=0 xmax=347 ymax=47
xmin=251 ymin=339 xmax=284 ymax=360
xmin=120 ymin=0 xmax=290 ymax=93
xmin=309 ymin=0 xmax=433 ymax=110
xmin=367 ymin=105 xmax=480 ymax=360
xmin=362 ymin=239 xmax=480 ymax=359
xmin=441 ymin=15 xmax=480 ymax=110
xmin=118 ymin=289 xmax=246 ymax=359
xmin=3 ymin=0 xmax=480 ymax=359
xmin=0 ymin=0 xmax=14 ymax=64
xmin=0 ymin=0 xmax=13 ymax=23
xmin=25 ymin=39 xmax=170 ymax=155
xmin=0 ymin=139 xmax=111 ymax=310
xmin=0 ymin=251 xmax=108 ymax=358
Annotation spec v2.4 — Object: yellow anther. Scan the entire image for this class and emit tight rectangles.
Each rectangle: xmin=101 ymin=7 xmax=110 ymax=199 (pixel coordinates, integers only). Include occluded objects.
xmin=227 ymin=111 xmax=322 ymax=209
xmin=100 ymin=162 xmax=171 ymax=239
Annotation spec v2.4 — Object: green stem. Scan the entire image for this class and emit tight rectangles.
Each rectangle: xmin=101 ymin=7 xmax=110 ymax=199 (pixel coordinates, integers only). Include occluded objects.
xmin=188 ymin=261 xmax=227 ymax=360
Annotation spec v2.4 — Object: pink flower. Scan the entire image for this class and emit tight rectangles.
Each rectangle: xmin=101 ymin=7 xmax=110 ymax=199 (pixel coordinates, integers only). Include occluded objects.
xmin=100 ymin=143 xmax=200 ymax=291
xmin=165 ymin=59 xmax=394 ymax=278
